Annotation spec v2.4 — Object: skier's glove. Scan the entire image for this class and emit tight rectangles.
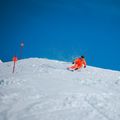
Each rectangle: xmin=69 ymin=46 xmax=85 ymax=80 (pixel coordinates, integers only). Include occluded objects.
xmin=84 ymin=66 xmax=86 ymax=68
xmin=72 ymin=62 xmax=74 ymax=64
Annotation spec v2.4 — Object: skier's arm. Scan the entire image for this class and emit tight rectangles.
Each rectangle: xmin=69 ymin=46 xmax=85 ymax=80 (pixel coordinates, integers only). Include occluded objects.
xmin=83 ymin=60 xmax=86 ymax=68
xmin=72 ymin=59 xmax=76 ymax=64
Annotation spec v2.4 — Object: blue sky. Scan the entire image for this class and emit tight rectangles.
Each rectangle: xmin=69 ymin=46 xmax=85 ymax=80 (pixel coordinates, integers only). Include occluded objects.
xmin=0 ymin=0 xmax=120 ymax=70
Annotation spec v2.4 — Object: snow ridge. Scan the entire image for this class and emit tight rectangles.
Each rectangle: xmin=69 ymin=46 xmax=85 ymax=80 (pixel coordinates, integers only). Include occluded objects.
xmin=0 ymin=58 xmax=120 ymax=120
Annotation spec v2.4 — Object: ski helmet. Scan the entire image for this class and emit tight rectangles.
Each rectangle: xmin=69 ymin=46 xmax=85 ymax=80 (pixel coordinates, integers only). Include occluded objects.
xmin=81 ymin=55 xmax=85 ymax=58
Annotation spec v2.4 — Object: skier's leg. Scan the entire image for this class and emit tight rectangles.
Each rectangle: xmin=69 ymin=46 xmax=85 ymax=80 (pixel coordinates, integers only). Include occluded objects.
xmin=74 ymin=68 xmax=78 ymax=70
xmin=75 ymin=64 xmax=83 ymax=70
xmin=68 ymin=64 xmax=77 ymax=70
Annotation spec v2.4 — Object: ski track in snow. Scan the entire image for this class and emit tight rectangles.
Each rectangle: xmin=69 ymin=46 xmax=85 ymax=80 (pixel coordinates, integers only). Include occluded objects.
xmin=0 ymin=58 xmax=120 ymax=120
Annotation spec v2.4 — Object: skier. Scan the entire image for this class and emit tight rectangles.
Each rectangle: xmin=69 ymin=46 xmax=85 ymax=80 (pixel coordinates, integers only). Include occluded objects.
xmin=68 ymin=56 xmax=86 ymax=71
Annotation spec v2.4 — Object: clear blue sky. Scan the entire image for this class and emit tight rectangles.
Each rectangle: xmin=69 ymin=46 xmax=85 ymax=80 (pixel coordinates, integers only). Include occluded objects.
xmin=0 ymin=0 xmax=120 ymax=70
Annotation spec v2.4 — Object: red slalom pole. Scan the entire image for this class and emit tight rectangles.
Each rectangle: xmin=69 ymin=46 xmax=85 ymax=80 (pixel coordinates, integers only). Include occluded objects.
xmin=20 ymin=42 xmax=24 ymax=59
xmin=12 ymin=56 xmax=18 ymax=73
xmin=13 ymin=61 xmax=16 ymax=73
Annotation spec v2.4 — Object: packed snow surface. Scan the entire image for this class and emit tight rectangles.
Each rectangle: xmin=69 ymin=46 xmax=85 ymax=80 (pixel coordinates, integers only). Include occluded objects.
xmin=0 ymin=60 xmax=3 ymax=63
xmin=0 ymin=58 xmax=120 ymax=120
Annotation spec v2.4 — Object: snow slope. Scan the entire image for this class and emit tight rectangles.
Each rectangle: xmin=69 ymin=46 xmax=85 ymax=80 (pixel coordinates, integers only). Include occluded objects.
xmin=0 ymin=58 xmax=120 ymax=120
xmin=0 ymin=60 xmax=3 ymax=63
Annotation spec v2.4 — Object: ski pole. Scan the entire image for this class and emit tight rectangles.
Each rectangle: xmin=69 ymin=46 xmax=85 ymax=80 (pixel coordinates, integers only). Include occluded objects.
xmin=12 ymin=56 xmax=18 ymax=73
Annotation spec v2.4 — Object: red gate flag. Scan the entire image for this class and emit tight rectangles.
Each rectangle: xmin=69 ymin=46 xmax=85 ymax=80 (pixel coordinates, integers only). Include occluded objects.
xmin=13 ymin=56 xmax=18 ymax=63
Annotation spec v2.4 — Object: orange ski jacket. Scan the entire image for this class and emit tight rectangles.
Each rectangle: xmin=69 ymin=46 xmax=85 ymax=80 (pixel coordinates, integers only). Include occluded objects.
xmin=73 ymin=58 xmax=86 ymax=69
